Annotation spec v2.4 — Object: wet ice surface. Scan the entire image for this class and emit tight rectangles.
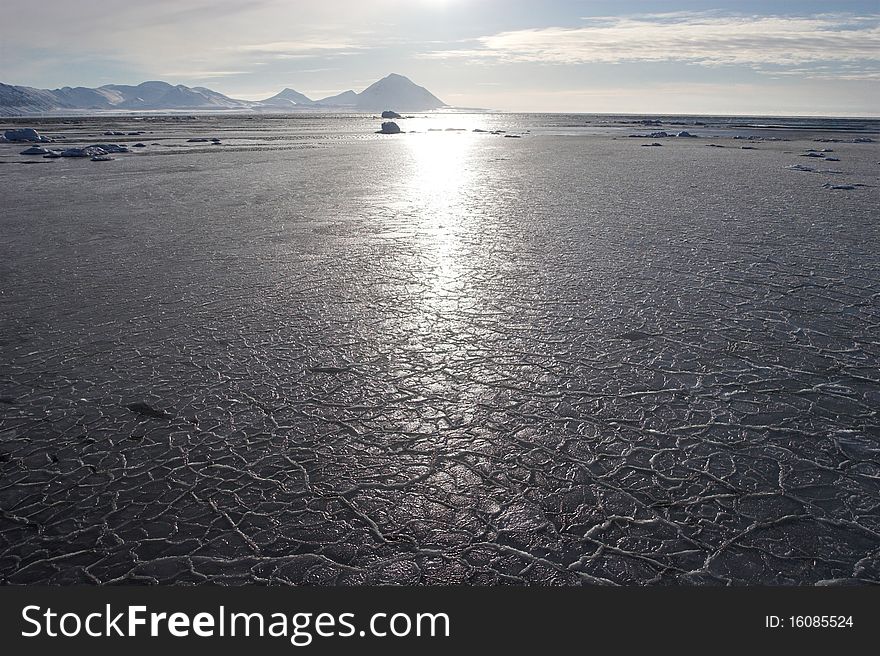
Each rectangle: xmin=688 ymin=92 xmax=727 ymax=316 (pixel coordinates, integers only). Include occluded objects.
xmin=1 ymin=116 xmax=879 ymax=585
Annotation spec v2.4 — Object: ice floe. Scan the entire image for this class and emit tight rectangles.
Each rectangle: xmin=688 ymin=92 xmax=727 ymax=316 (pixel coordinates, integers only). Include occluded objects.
xmin=60 ymin=146 xmax=107 ymax=158
xmin=88 ymin=143 xmax=129 ymax=153
xmin=5 ymin=128 xmax=52 ymax=143
xmin=19 ymin=146 xmax=53 ymax=155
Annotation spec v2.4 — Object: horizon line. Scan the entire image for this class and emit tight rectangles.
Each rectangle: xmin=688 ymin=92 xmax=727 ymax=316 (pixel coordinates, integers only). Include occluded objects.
xmin=2 ymin=109 xmax=879 ymax=120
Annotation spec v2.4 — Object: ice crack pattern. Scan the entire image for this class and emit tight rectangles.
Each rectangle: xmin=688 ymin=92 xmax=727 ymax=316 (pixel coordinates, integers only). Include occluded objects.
xmin=1 ymin=115 xmax=879 ymax=585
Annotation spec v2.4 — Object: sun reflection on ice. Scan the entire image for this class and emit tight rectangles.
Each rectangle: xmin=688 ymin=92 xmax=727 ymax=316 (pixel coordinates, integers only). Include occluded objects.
xmin=382 ymin=130 xmax=488 ymax=424
xmin=403 ymin=131 xmax=479 ymax=298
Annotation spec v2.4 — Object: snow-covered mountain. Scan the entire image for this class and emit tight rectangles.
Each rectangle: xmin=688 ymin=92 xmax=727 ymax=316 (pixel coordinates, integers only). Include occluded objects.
xmin=0 ymin=74 xmax=446 ymax=115
xmin=0 ymin=83 xmax=63 ymax=114
xmin=0 ymin=80 xmax=250 ymax=114
xmin=108 ymin=82 xmax=252 ymax=109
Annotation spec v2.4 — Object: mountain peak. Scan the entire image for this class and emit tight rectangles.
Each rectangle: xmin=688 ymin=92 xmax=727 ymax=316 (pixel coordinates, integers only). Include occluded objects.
xmin=0 ymin=74 xmax=446 ymax=115
xmin=357 ymin=73 xmax=444 ymax=111
xmin=262 ymin=87 xmax=314 ymax=106
xmin=314 ymin=89 xmax=358 ymax=106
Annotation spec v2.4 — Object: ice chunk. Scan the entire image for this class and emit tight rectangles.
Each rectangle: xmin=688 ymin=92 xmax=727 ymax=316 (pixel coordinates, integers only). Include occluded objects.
xmin=20 ymin=146 xmax=52 ymax=155
xmin=5 ymin=128 xmax=51 ymax=143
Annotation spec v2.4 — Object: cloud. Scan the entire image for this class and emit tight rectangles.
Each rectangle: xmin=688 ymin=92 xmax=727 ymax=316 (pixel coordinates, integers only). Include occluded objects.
xmin=236 ymin=40 xmax=369 ymax=55
xmin=423 ymin=13 xmax=880 ymax=78
xmin=159 ymin=70 xmax=250 ymax=79
xmin=0 ymin=0 xmax=382 ymax=86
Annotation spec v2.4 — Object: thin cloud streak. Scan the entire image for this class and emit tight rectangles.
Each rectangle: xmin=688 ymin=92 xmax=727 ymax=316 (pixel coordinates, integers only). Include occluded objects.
xmin=424 ymin=13 xmax=880 ymax=78
xmin=236 ymin=41 xmax=370 ymax=54
xmin=160 ymin=70 xmax=251 ymax=79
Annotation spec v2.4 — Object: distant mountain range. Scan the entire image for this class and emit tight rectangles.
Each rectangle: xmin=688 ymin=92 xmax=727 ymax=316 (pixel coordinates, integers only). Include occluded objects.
xmin=0 ymin=73 xmax=446 ymax=115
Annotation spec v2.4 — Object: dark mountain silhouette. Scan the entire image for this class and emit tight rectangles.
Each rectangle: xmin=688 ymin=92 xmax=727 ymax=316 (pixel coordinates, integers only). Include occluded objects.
xmin=260 ymin=87 xmax=316 ymax=107
xmin=354 ymin=73 xmax=444 ymax=111
xmin=260 ymin=75 xmax=445 ymax=111
xmin=314 ymin=90 xmax=359 ymax=107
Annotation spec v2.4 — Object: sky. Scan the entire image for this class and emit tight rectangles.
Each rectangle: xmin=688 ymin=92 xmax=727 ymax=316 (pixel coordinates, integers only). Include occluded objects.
xmin=2 ymin=0 xmax=879 ymax=115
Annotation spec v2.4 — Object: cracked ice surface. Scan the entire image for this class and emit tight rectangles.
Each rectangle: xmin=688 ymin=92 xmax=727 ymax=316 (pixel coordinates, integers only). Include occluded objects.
xmin=0 ymin=117 xmax=879 ymax=585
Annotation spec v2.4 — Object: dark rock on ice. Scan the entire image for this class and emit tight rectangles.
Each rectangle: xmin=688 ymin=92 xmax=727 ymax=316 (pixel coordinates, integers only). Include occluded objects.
xmin=378 ymin=122 xmax=402 ymax=134
xmin=381 ymin=110 xmax=402 ymax=119
xmin=823 ymin=183 xmax=857 ymax=190
xmin=618 ymin=330 xmax=653 ymax=341
xmin=187 ymin=138 xmax=210 ymax=143
xmin=127 ymin=402 xmax=174 ymax=420
xmin=504 ymin=134 xmax=522 ymax=138
xmin=133 ymin=143 xmax=147 ymax=148
xmin=676 ymin=131 xmax=697 ymax=137
xmin=642 ymin=142 xmax=663 ymax=147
